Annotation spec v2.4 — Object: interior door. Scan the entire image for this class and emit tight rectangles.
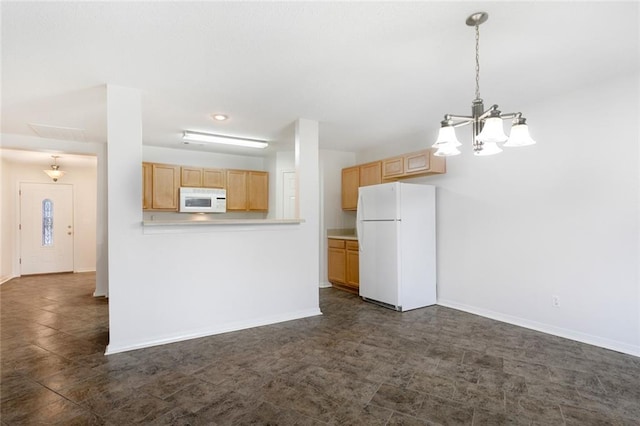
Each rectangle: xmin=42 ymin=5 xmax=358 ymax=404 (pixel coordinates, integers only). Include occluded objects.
xmin=282 ymin=170 xmax=297 ymax=219
xmin=20 ymin=183 xmax=74 ymax=275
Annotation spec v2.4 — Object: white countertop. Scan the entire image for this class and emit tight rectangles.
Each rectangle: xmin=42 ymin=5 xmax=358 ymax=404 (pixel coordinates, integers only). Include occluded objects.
xmin=327 ymin=235 xmax=358 ymax=241
xmin=143 ymin=219 xmax=305 ymax=226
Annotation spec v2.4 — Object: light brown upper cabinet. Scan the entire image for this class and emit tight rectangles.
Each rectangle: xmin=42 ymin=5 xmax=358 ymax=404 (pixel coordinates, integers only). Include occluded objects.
xmin=341 ymin=161 xmax=382 ymax=211
xmin=248 ymin=171 xmax=269 ymax=211
xmin=202 ymin=169 xmax=225 ymax=188
xmin=359 ymin=161 xmax=382 ymax=187
xmin=226 ymin=169 xmax=269 ymax=212
xmin=381 ymin=156 xmax=404 ymax=179
xmin=142 ymin=162 xmax=153 ymax=210
xmin=142 ymin=162 xmax=180 ymax=211
xmin=342 ymin=149 xmax=445 ymax=210
xmin=341 ymin=166 xmax=360 ymax=211
xmin=180 ymin=167 xmax=225 ymax=188
xmin=181 ymin=167 xmax=203 ymax=187
xmin=382 ymin=149 xmax=446 ymax=180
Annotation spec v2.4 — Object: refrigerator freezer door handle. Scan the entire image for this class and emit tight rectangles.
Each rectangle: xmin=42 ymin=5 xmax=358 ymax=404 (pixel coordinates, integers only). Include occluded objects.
xmin=356 ymin=192 xmax=363 ymax=253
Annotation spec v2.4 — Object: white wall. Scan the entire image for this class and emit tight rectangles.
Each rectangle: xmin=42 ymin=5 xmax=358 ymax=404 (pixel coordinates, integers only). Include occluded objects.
xmin=319 ymin=149 xmax=357 ymax=287
xmin=143 ymin=145 xmax=264 ymax=170
xmin=0 ymin=157 xmax=14 ymax=283
xmin=359 ymin=74 xmax=640 ymax=356
xmin=106 ymin=86 xmax=321 ymax=353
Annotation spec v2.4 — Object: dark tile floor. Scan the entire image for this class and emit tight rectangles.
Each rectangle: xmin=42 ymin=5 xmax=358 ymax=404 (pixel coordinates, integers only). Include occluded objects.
xmin=1 ymin=273 xmax=639 ymax=425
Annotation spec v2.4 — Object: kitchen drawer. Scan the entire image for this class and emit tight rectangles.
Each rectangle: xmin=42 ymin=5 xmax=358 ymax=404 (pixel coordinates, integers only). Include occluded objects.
xmin=328 ymin=239 xmax=346 ymax=249
xmin=346 ymin=241 xmax=359 ymax=251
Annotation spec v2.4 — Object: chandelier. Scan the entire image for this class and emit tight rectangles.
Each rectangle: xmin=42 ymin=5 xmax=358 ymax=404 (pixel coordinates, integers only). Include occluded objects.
xmin=432 ymin=12 xmax=536 ymax=157
xmin=43 ymin=155 xmax=66 ymax=182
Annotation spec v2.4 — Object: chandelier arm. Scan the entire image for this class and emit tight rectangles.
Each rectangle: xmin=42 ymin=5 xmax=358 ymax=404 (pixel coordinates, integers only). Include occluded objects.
xmin=496 ymin=112 xmax=521 ymax=120
xmin=451 ymin=120 xmax=473 ymax=128
xmin=476 ymin=104 xmax=500 ymax=121
xmin=446 ymin=114 xmax=474 ymax=122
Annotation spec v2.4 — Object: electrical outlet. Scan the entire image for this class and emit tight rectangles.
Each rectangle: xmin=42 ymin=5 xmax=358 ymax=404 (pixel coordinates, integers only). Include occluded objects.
xmin=552 ymin=295 xmax=560 ymax=308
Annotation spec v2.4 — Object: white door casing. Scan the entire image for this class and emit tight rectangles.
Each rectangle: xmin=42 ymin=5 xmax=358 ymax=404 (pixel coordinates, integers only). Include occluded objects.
xmin=20 ymin=183 xmax=74 ymax=275
xmin=282 ymin=170 xmax=297 ymax=219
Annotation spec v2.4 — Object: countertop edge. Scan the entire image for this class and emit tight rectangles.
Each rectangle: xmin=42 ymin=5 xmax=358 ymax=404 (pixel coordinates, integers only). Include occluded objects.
xmin=143 ymin=219 xmax=306 ymax=226
xmin=327 ymin=235 xmax=358 ymax=241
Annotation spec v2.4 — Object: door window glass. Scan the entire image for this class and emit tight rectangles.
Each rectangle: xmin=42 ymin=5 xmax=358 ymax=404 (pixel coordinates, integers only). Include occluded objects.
xmin=42 ymin=198 xmax=53 ymax=247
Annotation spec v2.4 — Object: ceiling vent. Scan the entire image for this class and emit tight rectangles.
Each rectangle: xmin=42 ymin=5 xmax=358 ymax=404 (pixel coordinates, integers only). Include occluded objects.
xmin=28 ymin=123 xmax=87 ymax=142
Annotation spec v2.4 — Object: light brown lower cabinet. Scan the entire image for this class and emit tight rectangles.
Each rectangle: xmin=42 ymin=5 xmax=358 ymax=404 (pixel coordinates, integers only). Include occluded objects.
xmin=328 ymin=238 xmax=359 ymax=292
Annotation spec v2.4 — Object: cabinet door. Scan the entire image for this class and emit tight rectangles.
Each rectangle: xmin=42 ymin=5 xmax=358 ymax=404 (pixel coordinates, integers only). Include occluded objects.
xmin=341 ymin=166 xmax=359 ymax=211
xmin=359 ymin=161 xmax=382 ymax=187
xmin=248 ymin=171 xmax=269 ymax=211
xmin=152 ymin=164 xmax=180 ymax=210
xmin=426 ymin=149 xmax=446 ymax=174
xmin=226 ymin=170 xmax=248 ymax=211
xmin=328 ymin=247 xmax=346 ymax=284
xmin=202 ymin=169 xmax=225 ymax=188
xmin=382 ymin=157 xmax=404 ymax=180
xmin=142 ymin=163 xmax=153 ymax=210
xmin=346 ymin=242 xmax=359 ymax=288
xmin=404 ymin=150 xmax=430 ymax=175
xmin=181 ymin=167 xmax=203 ymax=187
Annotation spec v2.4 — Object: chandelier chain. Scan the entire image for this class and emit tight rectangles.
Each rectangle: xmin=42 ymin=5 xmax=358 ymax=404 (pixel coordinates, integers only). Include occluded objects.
xmin=475 ymin=24 xmax=480 ymax=100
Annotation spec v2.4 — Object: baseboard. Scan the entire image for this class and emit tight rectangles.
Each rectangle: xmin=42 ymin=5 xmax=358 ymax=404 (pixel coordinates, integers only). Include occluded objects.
xmin=75 ymin=268 xmax=97 ymax=273
xmin=437 ymin=299 xmax=640 ymax=358
xmin=105 ymin=307 xmax=323 ymax=355
xmin=319 ymin=281 xmax=332 ymax=288
xmin=0 ymin=275 xmax=17 ymax=285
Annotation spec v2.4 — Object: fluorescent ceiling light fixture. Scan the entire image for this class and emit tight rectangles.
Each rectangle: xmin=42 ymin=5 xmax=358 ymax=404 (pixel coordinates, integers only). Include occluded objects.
xmin=183 ymin=131 xmax=268 ymax=149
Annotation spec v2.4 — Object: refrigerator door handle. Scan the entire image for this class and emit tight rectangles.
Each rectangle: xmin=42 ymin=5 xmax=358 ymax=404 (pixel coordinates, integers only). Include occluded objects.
xmin=356 ymin=192 xmax=363 ymax=253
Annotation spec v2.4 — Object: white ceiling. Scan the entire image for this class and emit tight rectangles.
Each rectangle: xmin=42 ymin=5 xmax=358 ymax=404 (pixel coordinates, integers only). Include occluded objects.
xmin=1 ymin=2 xmax=638 ymax=157
xmin=0 ymin=148 xmax=97 ymax=167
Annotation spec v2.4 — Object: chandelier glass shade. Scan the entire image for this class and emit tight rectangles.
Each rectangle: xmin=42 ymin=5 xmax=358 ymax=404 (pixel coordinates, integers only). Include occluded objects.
xmin=432 ymin=12 xmax=536 ymax=157
xmin=43 ymin=156 xmax=66 ymax=182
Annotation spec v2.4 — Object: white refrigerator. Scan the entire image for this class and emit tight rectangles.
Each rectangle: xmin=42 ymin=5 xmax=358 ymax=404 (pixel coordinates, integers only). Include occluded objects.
xmin=356 ymin=182 xmax=436 ymax=311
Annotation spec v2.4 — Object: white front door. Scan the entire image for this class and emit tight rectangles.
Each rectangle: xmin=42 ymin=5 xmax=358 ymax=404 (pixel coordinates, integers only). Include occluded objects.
xmin=20 ymin=183 xmax=74 ymax=275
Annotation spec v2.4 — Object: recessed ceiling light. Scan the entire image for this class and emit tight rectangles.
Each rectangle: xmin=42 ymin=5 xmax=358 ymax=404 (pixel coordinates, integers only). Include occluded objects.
xmin=211 ymin=114 xmax=228 ymax=121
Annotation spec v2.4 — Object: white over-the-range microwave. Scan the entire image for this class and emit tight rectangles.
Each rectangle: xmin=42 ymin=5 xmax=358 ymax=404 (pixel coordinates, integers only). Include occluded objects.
xmin=179 ymin=187 xmax=227 ymax=213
